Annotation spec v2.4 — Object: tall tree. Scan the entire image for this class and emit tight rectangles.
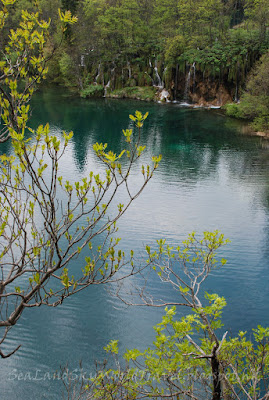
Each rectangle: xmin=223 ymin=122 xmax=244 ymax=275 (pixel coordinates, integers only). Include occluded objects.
xmin=245 ymin=0 xmax=269 ymax=40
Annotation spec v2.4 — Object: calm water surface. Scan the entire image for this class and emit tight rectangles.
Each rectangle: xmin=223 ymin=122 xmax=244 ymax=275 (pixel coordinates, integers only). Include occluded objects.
xmin=1 ymin=88 xmax=269 ymax=399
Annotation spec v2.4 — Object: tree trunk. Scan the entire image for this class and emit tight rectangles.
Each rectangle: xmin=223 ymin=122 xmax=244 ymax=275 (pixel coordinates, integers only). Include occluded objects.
xmin=211 ymin=343 xmax=221 ymax=400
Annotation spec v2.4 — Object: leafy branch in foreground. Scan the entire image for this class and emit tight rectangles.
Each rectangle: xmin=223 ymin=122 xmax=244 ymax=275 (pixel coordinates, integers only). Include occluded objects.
xmin=0 ymin=0 xmax=77 ymax=143
xmin=72 ymin=232 xmax=269 ymax=400
xmin=0 ymin=1 xmax=161 ymax=359
xmin=0 ymin=110 xmax=160 ymax=358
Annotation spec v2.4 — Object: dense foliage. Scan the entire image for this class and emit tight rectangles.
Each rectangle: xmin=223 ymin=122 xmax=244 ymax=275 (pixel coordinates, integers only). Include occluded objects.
xmin=4 ymin=1 xmax=268 ymax=94
xmin=3 ymin=0 xmax=268 ymax=128
xmin=226 ymin=51 xmax=269 ymax=131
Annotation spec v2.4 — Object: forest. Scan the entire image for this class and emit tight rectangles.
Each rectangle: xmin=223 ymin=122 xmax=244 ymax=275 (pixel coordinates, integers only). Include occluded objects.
xmin=1 ymin=0 xmax=269 ymax=130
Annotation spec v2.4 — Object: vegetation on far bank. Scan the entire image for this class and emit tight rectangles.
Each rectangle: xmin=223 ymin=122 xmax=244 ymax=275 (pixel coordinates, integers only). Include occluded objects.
xmin=81 ymin=85 xmax=157 ymax=102
xmin=1 ymin=0 xmax=268 ymax=130
xmin=225 ymin=51 xmax=269 ymax=132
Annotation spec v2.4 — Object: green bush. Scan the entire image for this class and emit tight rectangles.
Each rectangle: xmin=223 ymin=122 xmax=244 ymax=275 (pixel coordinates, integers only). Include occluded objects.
xmin=224 ymin=103 xmax=243 ymax=118
xmin=58 ymin=52 xmax=77 ymax=86
xmin=225 ymin=95 xmax=269 ymax=131
xmin=80 ymin=84 xmax=104 ymax=98
xmin=106 ymin=86 xmax=156 ymax=101
xmin=225 ymin=52 xmax=269 ymax=132
xmin=252 ymin=115 xmax=269 ymax=131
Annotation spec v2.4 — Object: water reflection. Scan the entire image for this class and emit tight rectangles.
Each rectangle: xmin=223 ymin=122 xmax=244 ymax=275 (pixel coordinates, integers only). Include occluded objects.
xmin=1 ymin=88 xmax=269 ymax=400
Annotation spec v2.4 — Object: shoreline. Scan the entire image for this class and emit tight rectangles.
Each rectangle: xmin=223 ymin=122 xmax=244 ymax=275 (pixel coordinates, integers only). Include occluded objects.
xmin=43 ymin=84 xmax=269 ymax=140
xmin=105 ymin=90 xmax=269 ymax=139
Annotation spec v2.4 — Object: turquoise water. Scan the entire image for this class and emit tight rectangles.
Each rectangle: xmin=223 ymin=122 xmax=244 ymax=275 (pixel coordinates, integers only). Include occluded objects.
xmin=1 ymin=88 xmax=269 ymax=399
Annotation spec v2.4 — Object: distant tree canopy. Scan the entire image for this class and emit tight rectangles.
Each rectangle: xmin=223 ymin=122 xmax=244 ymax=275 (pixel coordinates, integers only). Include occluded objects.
xmin=225 ymin=50 xmax=269 ymax=131
xmin=247 ymin=51 xmax=269 ymax=96
xmin=15 ymin=0 xmax=266 ymax=93
xmin=5 ymin=0 xmax=268 ymax=126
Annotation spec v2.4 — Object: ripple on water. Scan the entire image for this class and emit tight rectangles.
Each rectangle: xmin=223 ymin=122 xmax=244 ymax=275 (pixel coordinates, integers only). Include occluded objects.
xmin=1 ymin=91 xmax=269 ymax=400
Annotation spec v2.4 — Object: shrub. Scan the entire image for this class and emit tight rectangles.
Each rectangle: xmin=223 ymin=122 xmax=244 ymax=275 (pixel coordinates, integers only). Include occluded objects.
xmin=80 ymin=84 xmax=104 ymax=98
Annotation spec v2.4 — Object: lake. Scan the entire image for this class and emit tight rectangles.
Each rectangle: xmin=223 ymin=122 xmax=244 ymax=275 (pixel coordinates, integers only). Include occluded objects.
xmin=1 ymin=88 xmax=269 ymax=399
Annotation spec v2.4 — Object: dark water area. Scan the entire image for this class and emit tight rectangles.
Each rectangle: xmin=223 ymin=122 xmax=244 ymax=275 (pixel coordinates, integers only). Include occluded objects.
xmin=1 ymin=88 xmax=269 ymax=399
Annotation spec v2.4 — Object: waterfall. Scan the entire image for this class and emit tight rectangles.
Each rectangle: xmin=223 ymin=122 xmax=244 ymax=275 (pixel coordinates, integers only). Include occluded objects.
xmin=95 ymin=63 xmax=101 ymax=84
xmin=103 ymin=80 xmax=110 ymax=98
xmin=183 ymin=63 xmax=196 ymax=102
xmin=127 ymin=61 xmax=132 ymax=79
xmin=104 ymin=62 xmax=116 ymax=91
xmin=149 ymin=58 xmax=152 ymax=68
xmin=153 ymin=60 xmax=163 ymax=88
xmin=162 ymin=67 xmax=167 ymax=88
xmin=174 ymin=64 xmax=179 ymax=99
xmin=234 ymin=62 xmax=240 ymax=102
xmin=111 ymin=66 xmax=115 ymax=89
xmin=192 ymin=62 xmax=196 ymax=93
xmin=159 ymin=89 xmax=170 ymax=102
xmin=80 ymin=55 xmax=85 ymax=67
xmin=234 ymin=82 xmax=238 ymax=102
xmin=183 ymin=69 xmax=191 ymax=102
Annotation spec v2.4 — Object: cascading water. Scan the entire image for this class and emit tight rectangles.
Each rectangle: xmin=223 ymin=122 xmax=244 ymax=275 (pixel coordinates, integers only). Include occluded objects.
xmin=162 ymin=67 xmax=167 ymax=88
xmin=183 ymin=69 xmax=191 ymax=102
xmin=234 ymin=62 xmax=240 ymax=102
xmin=183 ymin=62 xmax=196 ymax=102
xmin=80 ymin=55 xmax=85 ymax=67
xmin=174 ymin=64 xmax=179 ymax=99
xmin=234 ymin=83 xmax=238 ymax=102
xmin=159 ymin=89 xmax=170 ymax=102
xmin=104 ymin=63 xmax=116 ymax=95
xmin=192 ymin=62 xmax=196 ymax=93
xmin=95 ymin=63 xmax=101 ymax=84
xmin=127 ymin=61 xmax=132 ymax=79
xmin=111 ymin=63 xmax=116 ymax=81
xmin=103 ymin=80 xmax=110 ymax=98
xmin=154 ymin=60 xmax=163 ymax=88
